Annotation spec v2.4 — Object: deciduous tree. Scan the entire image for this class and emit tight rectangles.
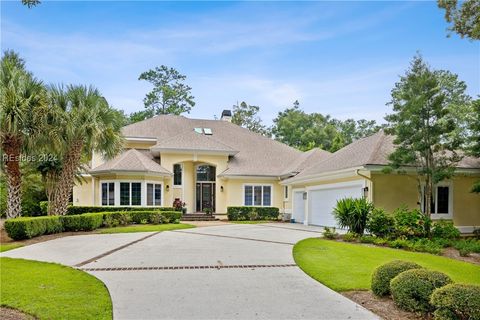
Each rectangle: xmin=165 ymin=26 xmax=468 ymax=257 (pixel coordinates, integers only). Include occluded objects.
xmin=231 ymin=101 xmax=270 ymax=136
xmin=438 ymin=0 xmax=480 ymax=40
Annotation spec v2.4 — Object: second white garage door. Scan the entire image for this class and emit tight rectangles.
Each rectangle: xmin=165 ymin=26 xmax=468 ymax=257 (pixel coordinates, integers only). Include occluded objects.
xmin=308 ymin=181 xmax=364 ymax=227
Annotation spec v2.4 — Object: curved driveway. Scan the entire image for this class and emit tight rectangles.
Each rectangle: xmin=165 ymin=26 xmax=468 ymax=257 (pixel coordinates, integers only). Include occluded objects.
xmin=3 ymin=223 xmax=378 ymax=320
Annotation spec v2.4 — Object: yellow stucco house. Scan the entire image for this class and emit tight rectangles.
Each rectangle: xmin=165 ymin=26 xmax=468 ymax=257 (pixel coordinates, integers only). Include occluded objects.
xmin=73 ymin=112 xmax=480 ymax=232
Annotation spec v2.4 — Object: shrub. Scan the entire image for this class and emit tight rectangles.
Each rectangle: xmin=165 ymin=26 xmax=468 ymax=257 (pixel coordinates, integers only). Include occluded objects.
xmin=333 ymin=197 xmax=374 ymax=235
xmin=431 ymin=220 xmax=460 ymax=240
xmin=373 ymin=237 xmax=388 ymax=246
xmin=4 ymin=216 xmax=63 ymax=240
xmin=66 ymin=206 xmax=175 ymax=215
xmin=103 ymin=212 xmax=131 ymax=227
xmin=39 ymin=201 xmax=49 ymax=215
xmin=388 ymin=238 xmax=414 ymax=250
xmin=161 ymin=211 xmax=181 ymax=223
xmin=371 ymin=260 xmax=422 ymax=297
xmin=322 ymin=227 xmax=338 ymax=239
xmin=473 ymin=228 xmax=480 ymax=240
xmin=453 ymin=239 xmax=480 ymax=257
xmin=343 ymin=232 xmax=358 ymax=242
xmin=390 ymin=269 xmax=453 ymax=313
xmin=360 ymin=235 xmax=376 ymax=244
xmin=227 ymin=207 xmax=279 ymax=221
xmin=430 ymin=284 xmax=480 ymax=320
xmin=366 ymin=208 xmax=395 ymax=238
xmin=393 ymin=206 xmax=431 ymax=239
xmin=412 ymin=239 xmax=443 ymax=255
xmin=60 ymin=213 xmax=104 ymax=231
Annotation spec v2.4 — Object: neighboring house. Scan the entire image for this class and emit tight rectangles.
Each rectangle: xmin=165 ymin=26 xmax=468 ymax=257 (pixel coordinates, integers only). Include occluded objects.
xmin=73 ymin=112 xmax=480 ymax=232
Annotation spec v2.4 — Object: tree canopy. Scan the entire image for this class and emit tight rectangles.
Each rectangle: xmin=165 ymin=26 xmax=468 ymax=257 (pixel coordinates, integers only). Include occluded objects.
xmin=138 ymin=65 xmax=195 ymax=116
xmin=438 ymin=0 xmax=480 ymax=40
xmin=231 ymin=101 xmax=270 ymax=136
xmin=385 ymin=54 xmax=472 ymax=215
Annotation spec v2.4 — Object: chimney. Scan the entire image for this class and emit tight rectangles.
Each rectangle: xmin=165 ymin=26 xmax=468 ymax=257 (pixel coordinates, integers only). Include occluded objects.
xmin=221 ymin=109 xmax=232 ymax=122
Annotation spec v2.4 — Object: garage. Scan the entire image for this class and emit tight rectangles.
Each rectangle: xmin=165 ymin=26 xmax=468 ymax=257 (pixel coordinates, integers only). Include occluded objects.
xmin=292 ymin=190 xmax=306 ymax=223
xmin=307 ymin=181 xmax=365 ymax=227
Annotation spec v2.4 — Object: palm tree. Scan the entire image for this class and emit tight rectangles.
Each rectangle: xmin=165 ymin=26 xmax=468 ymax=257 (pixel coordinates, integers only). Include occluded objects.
xmin=49 ymin=85 xmax=124 ymax=215
xmin=0 ymin=51 xmax=47 ymax=218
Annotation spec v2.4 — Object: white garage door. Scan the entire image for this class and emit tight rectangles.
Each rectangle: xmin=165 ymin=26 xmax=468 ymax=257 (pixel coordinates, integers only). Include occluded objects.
xmin=292 ymin=191 xmax=305 ymax=223
xmin=308 ymin=182 xmax=364 ymax=227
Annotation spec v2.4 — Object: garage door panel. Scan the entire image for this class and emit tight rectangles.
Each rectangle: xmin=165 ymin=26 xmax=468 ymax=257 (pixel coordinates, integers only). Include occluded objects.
xmin=292 ymin=191 xmax=305 ymax=223
xmin=308 ymin=184 xmax=363 ymax=227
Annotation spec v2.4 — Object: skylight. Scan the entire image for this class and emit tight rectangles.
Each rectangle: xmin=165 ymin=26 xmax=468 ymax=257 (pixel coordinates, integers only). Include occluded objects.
xmin=194 ymin=128 xmax=203 ymax=134
xmin=204 ymin=128 xmax=213 ymax=135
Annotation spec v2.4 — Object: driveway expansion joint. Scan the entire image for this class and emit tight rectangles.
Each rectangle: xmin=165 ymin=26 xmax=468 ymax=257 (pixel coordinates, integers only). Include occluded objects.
xmin=80 ymin=264 xmax=298 ymax=272
xmin=74 ymin=231 xmax=161 ymax=267
xmin=172 ymin=230 xmax=296 ymax=245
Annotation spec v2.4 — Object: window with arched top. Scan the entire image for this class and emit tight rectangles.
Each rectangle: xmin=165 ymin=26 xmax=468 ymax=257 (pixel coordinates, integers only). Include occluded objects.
xmin=196 ymin=165 xmax=216 ymax=182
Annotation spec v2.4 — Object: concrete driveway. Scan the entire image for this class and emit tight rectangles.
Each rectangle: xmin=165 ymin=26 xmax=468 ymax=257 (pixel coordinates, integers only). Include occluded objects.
xmin=2 ymin=223 xmax=378 ymax=320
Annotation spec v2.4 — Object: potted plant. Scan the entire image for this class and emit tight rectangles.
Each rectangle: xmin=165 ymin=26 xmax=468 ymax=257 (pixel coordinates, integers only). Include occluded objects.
xmin=204 ymin=207 xmax=212 ymax=215
xmin=173 ymin=198 xmax=186 ymax=213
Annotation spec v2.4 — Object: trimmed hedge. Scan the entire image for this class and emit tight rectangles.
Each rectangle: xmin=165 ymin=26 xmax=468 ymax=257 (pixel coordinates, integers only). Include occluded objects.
xmin=371 ymin=260 xmax=422 ymax=297
xmin=430 ymin=284 xmax=480 ymax=320
xmin=390 ymin=269 xmax=453 ymax=313
xmin=4 ymin=216 xmax=63 ymax=240
xmin=227 ymin=206 xmax=279 ymax=221
xmin=66 ymin=206 xmax=175 ymax=215
xmin=60 ymin=213 xmax=104 ymax=231
xmin=5 ymin=210 xmax=183 ymax=240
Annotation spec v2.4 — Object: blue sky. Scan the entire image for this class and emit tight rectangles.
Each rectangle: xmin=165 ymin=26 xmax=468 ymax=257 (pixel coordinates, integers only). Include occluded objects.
xmin=2 ymin=1 xmax=479 ymax=125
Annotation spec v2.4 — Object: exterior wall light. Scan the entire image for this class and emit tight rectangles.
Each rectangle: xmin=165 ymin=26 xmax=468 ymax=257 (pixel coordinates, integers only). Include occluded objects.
xmin=220 ymin=186 xmax=224 ymax=192
xmin=166 ymin=185 xmax=170 ymax=192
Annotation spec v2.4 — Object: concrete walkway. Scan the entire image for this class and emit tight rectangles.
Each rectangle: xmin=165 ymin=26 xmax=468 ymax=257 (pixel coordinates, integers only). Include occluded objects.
xmin=2 ymin=223 xmax=378 ymax=320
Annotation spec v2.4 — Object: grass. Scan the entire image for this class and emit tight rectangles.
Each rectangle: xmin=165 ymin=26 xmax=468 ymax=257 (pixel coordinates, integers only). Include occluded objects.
xmin=0 ymin=243 xmax=24 ymax=252
xmin=98 ymin=223 xmax=195 ymax=234
xmin=0 ymin=257 xmax=112 ymax=319
xmin=293 ymin=238 xmax=480 ymax=292
xmin=229 ymin=220 xmax=279 ymax=224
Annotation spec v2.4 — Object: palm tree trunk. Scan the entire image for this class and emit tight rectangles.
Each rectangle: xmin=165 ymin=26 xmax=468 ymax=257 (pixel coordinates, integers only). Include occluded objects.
xmin=51 ymin=139 xmax=83 ymax=215
xmin=2 ymin=134 xmax=23 ymax=219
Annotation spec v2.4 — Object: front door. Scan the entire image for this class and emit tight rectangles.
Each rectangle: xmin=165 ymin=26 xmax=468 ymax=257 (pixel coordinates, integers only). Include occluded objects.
xmin=196 ymin=183 xmax=215 ymax=212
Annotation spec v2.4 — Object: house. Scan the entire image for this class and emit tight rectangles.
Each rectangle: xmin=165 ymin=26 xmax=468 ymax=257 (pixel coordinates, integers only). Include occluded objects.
xmin=73 ymin=112 xmax=480 ymax=232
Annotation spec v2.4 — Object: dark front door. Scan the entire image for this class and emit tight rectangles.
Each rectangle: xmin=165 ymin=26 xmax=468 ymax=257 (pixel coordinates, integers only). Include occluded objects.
xmin=196 ymin=183 xmax=215 ymax=212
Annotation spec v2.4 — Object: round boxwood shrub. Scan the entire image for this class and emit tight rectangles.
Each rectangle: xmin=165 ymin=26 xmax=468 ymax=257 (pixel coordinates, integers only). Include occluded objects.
xmin=390 ymin=269 xmax=453 ymax=313
xmin=430 ymin=283 xmax=480 ymax=320
xmin=371 ymin=260 xmax=422 ymax=296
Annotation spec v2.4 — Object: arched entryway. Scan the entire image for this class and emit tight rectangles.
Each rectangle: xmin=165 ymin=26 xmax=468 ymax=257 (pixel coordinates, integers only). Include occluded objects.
xmin=195 ymin=165 xmax=216 ymax=212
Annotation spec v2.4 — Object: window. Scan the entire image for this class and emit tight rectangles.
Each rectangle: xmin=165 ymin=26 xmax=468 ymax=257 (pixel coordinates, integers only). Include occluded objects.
xmin=422 ymin=184 xmax=451 ymax=216
xmin=120 ymin=183 xmax=130 ymax=205
xmin=284 ymin=186 xmax=289 ymax=200
xmin=244 ymin=185 xmax=272 ymax=206
xmin=101 ymin=182 xmax=115 ymax=206
xmin=147 ymin=183 xmax=162 ymax=206
xmin=120 ymin=182 xmax=142 ymax=206
xmin=196 ymin=165 xmax=216 ymax=182
xmin=174 ymin=164 xmax=182 ymax=186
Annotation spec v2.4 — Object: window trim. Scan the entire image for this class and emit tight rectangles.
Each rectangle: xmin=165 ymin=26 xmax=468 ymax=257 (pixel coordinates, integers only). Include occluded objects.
xmin=242 ymin=183 xmax=273 ymax=207
xmin=101 ymin=181 xmax=115 ymax=206
xmin=99 ymin=180 xmax=164 ymax=207
xmin=146 ymin=182 xmax=163 ymax=206
xmin=421 ymin=181 xmax=453 ymax=219
xmin=173 ymin=164 xmax=183 ymax=187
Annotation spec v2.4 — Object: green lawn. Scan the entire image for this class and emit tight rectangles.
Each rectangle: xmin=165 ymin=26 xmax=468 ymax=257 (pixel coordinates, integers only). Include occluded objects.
xmin=98 ymin=223 xmax=195 ymax=234
xmin=0 ymin=243 xmax=24 ymax=252
xmin=293 ymin=238 xmax=480 ymax=292
xmin=0 ymin=258 xmax=112 ymax=319
xmin=229 ymin=220 xmax=279 ymax=224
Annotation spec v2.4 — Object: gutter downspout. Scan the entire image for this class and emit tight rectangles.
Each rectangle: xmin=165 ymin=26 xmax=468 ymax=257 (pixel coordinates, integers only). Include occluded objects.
xmin=356 ymin=168 xmax=373 ymax=202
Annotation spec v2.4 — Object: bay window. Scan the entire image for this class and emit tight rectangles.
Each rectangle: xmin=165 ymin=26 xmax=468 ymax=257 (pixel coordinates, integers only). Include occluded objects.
xmin=147 ymin=183 xmax=162 ymax=206
xmin=120 ymin=182 xmax=142 ymax=206
xmin=101 ymin=182 xmax=115 ymax=206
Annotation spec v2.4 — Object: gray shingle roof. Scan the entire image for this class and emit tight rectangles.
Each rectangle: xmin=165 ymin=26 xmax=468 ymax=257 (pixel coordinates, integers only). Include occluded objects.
xmin=122 ymin=115 xmax=302 ymax=177
xmin=284 ymin=130 xmax=480 ymax=183
xmin=151 ymin=129 xmax=238 ymax=154
xmin=90 ymin=149 xmax=171 ymax=175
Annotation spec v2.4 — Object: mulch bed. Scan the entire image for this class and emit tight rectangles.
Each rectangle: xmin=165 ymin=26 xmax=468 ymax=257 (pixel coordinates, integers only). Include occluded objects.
xmin=0 ymin=307 xmax=35 ymax=320
xmin=342 ymin=291 xmax=426 ymax=320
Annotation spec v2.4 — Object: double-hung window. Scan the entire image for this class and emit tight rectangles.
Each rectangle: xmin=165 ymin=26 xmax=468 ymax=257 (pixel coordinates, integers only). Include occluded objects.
xmin=146 ymin=183 xmax=162 ymax=206
xmin=120 ymin=182 xmax=142 ymax=206
xmin=101 ymin=182 xmax=115 ymax=206
xmin=244 ymin=185 xmax=272 ymax=206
